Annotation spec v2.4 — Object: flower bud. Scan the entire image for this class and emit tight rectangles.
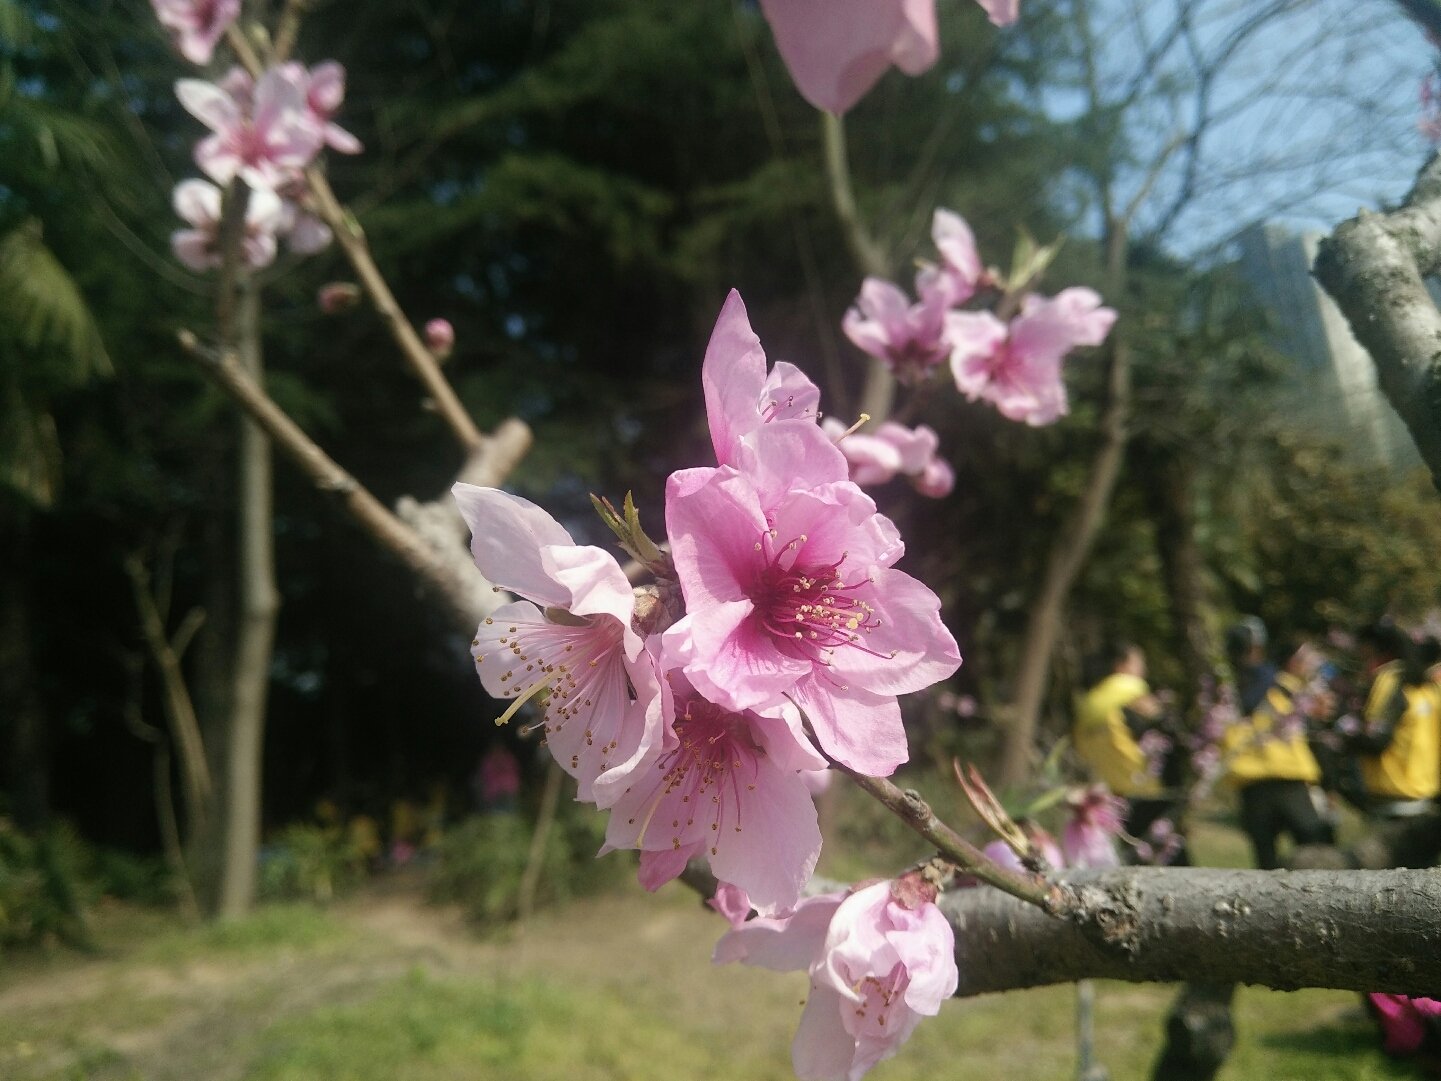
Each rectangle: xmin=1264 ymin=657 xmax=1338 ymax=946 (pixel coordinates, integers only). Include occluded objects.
xmin=317 ymin=282 xmax=361 ymax=314
xmin=424 ymin=317 xmax=455 ymax=360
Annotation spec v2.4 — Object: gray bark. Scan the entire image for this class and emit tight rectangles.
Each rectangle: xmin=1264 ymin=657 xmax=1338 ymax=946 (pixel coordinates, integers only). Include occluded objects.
xmin=1313 ymin=153 xmax=1441 ymax=488
xmin=217 ymin=282 xmax=277 ymax=919
xmin=945 ymin=867 xmax=1441 ymax=997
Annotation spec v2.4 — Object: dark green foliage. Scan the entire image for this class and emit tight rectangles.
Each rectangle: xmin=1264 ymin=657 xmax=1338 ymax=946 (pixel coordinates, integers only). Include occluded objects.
xmin=258 ymin=824 xmax=369 ymax=904
xmin=0 ymin=820 xmax=96 ymax=953
xmin=427 ymin=803 xmax=621 ymax=927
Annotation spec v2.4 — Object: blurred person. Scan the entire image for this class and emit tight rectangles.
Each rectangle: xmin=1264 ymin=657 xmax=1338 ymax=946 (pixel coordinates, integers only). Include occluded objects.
xmin=1225 ymin=616 xmax=1275 ymax=715
xmin=1074 ymin=640 xmax=1188 ymax=862
xmin=1344 ymin=622 xmax=1441 ymax=868
xmin=1221 ymin=640 xmax=1335 ymax=869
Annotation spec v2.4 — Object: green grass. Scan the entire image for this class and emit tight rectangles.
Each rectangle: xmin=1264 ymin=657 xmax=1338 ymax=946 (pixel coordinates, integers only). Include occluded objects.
xmin=0 ymin=813 xmax=1428 ymax=1081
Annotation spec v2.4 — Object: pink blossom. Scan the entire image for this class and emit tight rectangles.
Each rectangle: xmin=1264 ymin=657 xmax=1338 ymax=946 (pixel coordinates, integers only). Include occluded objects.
xmin=758 ymin=0 xmax=939 ymax=114
xmin=916 ymin=209 xmax=984 ymax=308
xmin=975 ymin=0 xmax=1021 ymax=26
xmin=317 ymin=282 xmax=361 ymax=314
xmin=280 ymin=60 xmax=363 ymax=154
xmin=425 ymin=318 xmax=455 ymax=359
xmin=1368 ymin=994 xmax=1441 ymax=1055
xmin=602 ymin=670 xmax=824 ymax=915
xmin=170 ymin=178 xmax=282 ymax=271
xmin=476 ymin=745 xmax=520 ymax=804
xmin=664 ymin=463 xmax=961 ymax=776
xmin=948 ymin=287 xmax=1116 ymax=426
xmin=453 ymin=484 xmax=661 ymax=806
xmin=820 ymin=418 xmax=954 ymax=499
xmin=982 ymin=830 xmax=1061 ymax=872
xmin=151 ymin=0 xmax=239 ymax=65
xmin=842 ymin=278 xmax=953 ymax=385
xmin=702 ymin=290 xmax=844 ymax=494
xmin=718 ymin=881 xmax=958 ymax=1081
xmin=176 ymin=67 xmax=324 ymax=191
xmin=1061 ymin=785 xmax=1125 ymax=870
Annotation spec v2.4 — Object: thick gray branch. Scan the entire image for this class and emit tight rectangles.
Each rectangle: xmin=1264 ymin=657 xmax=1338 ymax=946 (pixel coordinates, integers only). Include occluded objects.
xmin=946 ymin=867 xmax=1441 ymax=997
xmin=1314 ymin=154 xmax=1441 ymax=486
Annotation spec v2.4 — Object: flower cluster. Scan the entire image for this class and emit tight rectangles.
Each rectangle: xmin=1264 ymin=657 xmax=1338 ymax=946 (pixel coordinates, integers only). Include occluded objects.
xmin=758 ymin=0 xmax=1021 ymax=115
xmin=844 ymin=210 xmax=1117 ymax=426
xmin=455 ymin=290 xmax=961 ymax=919
xmin=715 ymin=879 xmax=958 ymax=1081
xmin=153 ymin=2 xmax=362 ymax=272
xmin=820 ymin=418 xmax=954 ymax=499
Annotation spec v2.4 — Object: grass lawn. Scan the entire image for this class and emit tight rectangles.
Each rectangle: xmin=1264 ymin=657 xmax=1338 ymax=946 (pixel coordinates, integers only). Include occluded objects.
xmin=0 ymin=811 xmax=1425 ymax=1081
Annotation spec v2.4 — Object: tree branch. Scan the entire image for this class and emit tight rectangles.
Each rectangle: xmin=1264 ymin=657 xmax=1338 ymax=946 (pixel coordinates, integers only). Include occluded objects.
xmin=946 ymin=867 xmax=1441 ymax=997
xmin=177 ymin=332 xmax=519 ymax=631
xmin=1313 ymin=153 xmax=1441 ymax=488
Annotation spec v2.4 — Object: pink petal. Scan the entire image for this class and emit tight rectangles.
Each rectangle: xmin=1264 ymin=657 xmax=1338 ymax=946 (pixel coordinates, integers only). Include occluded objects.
xmin=638 ymin=843 xmax=702 ymax=891
xmin=171 ymin=229 xmax=217 ymax=272
xmin=791 ymin=986 xmax=859 ymax=1081
xmin=788 ymin=679 xmax=908 ymax=777
xmin=172 ymin=179 xmax=220 ymax=227
xmin=452 ymin=484 xmax=575 ymax=608
xmin=974 ymin=0 xmax=1020 ymax=26
xmin=759 ymin=0 xmax=939 ymax=114
xmin=702 ymin=289 xmax=769 ymax=467
xmin=175 ymin=79 xmax=239 ymax=132
xmin=714 ymin=892 xmax=845 ymax=970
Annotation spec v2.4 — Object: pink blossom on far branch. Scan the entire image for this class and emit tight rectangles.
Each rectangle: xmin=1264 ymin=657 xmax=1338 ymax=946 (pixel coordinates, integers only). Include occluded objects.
xmin=151 ymin=0 xmax=239 ymax=65
xmin=843 ymin=210 xmax=984 ymax=383
xmin=820 ymin=418 xmax=955 ymax=499
xmin=170 ymin=178 xmax=282 ymax=272
xmin=1061 ymin=785 xmax=1126 ymax=870
xmin=947 ymin=287 xmax=1116 ymax=426
xmin=425 ymin=318 xmax=455 ymax=359
xmin=716 ymin=881 xmax=958 ymax=1081
xmin=176 ymin=67 xmax=324 ymax=191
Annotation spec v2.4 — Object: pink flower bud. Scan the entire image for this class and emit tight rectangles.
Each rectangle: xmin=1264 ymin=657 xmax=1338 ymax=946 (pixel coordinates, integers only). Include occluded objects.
xmin=317 ymin=282 xmax=361 ymax=314
xmin=425 ymin=317 xmax=455 ymax=359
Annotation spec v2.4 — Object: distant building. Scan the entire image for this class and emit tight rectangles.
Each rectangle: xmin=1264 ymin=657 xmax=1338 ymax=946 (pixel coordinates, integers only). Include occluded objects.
xmin=1235 ymin=222 xmax=1418 ymax=471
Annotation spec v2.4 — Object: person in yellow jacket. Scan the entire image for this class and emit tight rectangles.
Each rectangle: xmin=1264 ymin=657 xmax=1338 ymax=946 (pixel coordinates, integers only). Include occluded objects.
xmin=1074 ymin=640 xmax=1186 ymax=861
xmin=1222 ymin=640 xmax=1334 ymax=869
xmin=1345 ymin=623 xmax=1441 ymax=868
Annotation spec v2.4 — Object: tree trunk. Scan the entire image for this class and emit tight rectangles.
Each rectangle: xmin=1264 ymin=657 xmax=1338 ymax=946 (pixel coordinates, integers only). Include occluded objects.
xmin=1000 ymin=342 xmax=1132 ymax=785
xmin=1140 ymin=450 xmax=1217 ymax=701
xmin=999 ymin=220 xmax=1132 ymax=787
xmin=0 ymin=511 xmax=49 ymax=830
xmin=217 ymin=281 xmax=278 ymax=919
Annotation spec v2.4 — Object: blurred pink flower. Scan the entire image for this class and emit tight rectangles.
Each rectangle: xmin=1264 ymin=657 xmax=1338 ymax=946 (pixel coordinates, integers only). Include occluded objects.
xmin=170 ymin=178 xmax=282 ymax=271
xmin=280 ymin=60 xmax=363 ymax=154
xmin=425 ymin=318 xmax=455 ymax=359
xmin=842 ymin=278 xmax=954 ymax=384
xmin=948 ymin=287 xmax=1115 ymax=425
xmin=317 ymin=282 xmax=361 ymax=314
xmin=176 ymin=67 xmax=324 ymax=191
xmin=975 ymin=0 xmax=1021 ymax=26
xmin=982 ymin=830 xmax=1061 ymax=872
xmin=821 ymin=419 xmax=954 ymax=499
xmin=453 ymin=484 xmax=661 ymax=807
xmin=758 ymin=0 xmax=939 ymax=114
xmin=151 ymin=0 xmax=239 ymax=65
xmin=1061 ymin=785 xmax=1125 ymax=869
xmin=916 ymin=209 xmax=985 ymax=308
